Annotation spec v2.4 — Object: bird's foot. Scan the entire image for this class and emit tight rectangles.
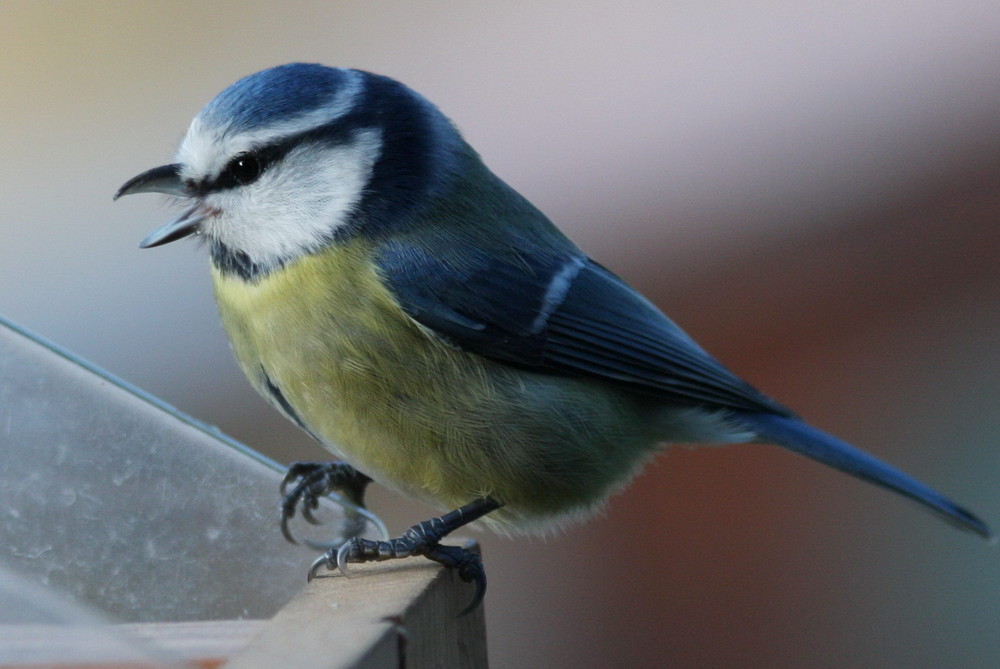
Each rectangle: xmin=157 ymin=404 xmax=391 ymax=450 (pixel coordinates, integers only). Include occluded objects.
xmin=281 ymin=461 xmax=372 ymax=547
xmin=307 ymin=497 xmax=501 ymax=614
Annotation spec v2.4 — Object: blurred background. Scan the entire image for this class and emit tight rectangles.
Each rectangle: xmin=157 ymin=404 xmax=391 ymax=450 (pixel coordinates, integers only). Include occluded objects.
xmin=2 ymin=1 xmax=999 ymax=666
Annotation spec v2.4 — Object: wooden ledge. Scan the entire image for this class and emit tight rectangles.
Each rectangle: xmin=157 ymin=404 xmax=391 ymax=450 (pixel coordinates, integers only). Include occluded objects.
xmin=224 ymin=540 xmax=487 ymax=669
xmin=0 ymin=543 xmax=486 ymax=669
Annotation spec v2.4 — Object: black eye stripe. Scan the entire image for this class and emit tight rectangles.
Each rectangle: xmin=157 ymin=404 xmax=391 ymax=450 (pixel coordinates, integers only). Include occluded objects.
xmin=201 ymin=121 xmax=369 ymax=195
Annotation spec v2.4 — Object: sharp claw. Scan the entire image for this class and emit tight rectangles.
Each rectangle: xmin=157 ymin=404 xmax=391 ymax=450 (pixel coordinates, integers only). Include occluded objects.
xmin=336 ymin=540 xmax=356 ymax=578
xmin=280 ymin=510 xmax=299 ymax=545
xmin=359 ymin=507 xmax=390 ymax=541
xmin=307 ymin=552 xmax=333 ymax=582
xmin=281 ymin=462 xmax=386 ymax=549
xmin=280 ymin=463 xmax=333 ymax=544
xmin=459 ymin=571 xmax=487 ymax=617
xmin=424 ymin=543 xmax=487 ymax=616
xmin=302 ymin=502 xmax=323 ymax=525
xmin=280 ymin=462 xmax=310 ymax=496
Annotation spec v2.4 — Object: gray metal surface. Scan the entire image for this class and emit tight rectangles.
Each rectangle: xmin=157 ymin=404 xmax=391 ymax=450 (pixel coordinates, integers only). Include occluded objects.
xmin=0 ymin=316 xmax=372 ymax=622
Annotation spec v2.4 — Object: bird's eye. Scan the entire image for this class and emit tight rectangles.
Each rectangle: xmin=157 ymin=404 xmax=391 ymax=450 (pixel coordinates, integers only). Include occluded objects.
xmin=224 ymin=152 xmax=263 ymax=187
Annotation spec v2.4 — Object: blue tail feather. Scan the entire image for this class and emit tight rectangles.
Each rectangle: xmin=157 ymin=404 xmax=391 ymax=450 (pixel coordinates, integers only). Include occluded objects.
xmin=731 ymin=411 xmax=992 ymax=539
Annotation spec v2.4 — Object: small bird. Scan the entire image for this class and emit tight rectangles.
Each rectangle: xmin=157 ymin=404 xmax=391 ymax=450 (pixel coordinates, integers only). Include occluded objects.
xmin=116 ymin=63 xmax=991 ymax=611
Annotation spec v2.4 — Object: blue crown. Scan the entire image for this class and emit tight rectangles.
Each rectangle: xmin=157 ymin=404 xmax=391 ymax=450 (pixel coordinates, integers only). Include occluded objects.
xmin=200 ymin=63 xmax=354 ymax=133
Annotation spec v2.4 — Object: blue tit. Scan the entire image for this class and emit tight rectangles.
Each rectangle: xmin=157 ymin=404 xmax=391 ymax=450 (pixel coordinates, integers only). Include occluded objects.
xmin=116 ymin=63 xmax=991 ymax=610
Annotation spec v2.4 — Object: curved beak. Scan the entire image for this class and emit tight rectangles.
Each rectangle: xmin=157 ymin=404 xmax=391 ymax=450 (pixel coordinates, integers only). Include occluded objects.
xmin=114 ymin=163 xmax=187 ymax=199
xmin=115 ymin=163 xmax=208 ymax=248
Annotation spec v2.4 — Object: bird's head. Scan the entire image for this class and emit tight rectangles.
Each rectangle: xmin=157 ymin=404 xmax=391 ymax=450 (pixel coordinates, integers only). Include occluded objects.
xmin=116 ymin=63 xmax=464 ymax=278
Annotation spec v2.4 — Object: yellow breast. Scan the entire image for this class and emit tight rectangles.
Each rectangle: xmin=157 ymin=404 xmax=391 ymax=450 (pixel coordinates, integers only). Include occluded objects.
xmin=212 ymin=239 xmax=547 ymax=508
xmin=211 ymin=238 xmax=657 ymax=525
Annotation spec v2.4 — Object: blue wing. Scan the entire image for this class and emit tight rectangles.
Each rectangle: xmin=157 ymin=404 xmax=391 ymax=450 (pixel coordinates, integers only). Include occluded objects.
xmin=375 ymin=237 xmax=992 ymax=538
xmin=376 ymin=239 xmax=791 ymax=416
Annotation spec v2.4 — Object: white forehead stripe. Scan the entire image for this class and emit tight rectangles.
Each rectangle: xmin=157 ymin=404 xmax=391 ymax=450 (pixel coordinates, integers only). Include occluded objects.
xmin=198 ymin=127 xmax=383 ymax=269
xmin=176 ymin=68 xmax=365 ymax=182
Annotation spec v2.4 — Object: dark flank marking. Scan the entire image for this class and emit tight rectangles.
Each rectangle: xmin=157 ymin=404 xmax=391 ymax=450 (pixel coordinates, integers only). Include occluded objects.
xmin=261 ymin=367 xmax=311 ymax=433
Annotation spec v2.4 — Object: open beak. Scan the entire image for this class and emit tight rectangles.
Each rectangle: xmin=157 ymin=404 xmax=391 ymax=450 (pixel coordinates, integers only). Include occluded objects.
xmin=115 ymin=163 xmax=210 ymax=248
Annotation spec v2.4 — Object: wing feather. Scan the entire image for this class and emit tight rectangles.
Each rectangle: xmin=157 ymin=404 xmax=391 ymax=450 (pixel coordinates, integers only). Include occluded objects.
xmin=377 ymin=240 xmax=791 ymax=416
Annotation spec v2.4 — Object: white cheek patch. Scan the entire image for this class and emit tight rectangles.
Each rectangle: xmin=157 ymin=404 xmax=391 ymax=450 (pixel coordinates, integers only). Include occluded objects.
xmin=199 ymin=128 xmax=383 ymax=267
xmin=177 ymin=68 xmax=364 ymax=182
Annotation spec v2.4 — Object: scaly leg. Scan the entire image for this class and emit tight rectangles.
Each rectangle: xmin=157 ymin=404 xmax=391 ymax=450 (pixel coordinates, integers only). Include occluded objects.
xmin=310 ymin=497 xmax=502 ymax=614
